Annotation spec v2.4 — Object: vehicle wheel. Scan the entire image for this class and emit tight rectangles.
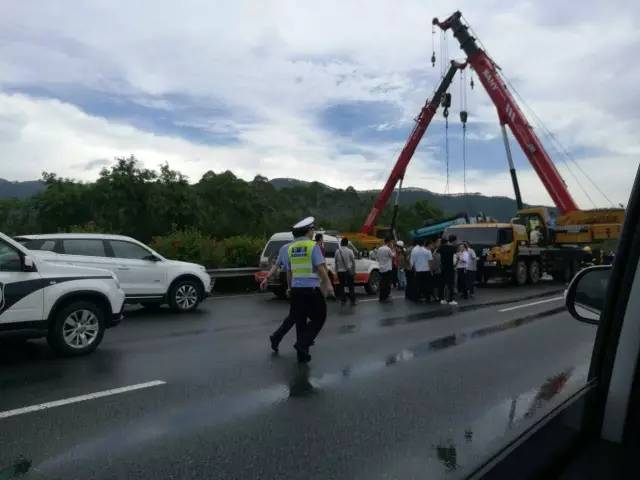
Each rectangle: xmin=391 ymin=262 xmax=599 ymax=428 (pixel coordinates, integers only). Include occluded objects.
xmin=513 ymin=259 xmax=528 ymax=286
xmin=528 ymin=259 xmax=542 ymax=284
xmin=169 ymin=279 xmax=202 ymax=313
xmin=365 ymin=270 xmax=381 ymax=295
xmin=47 ymin=301 xmax=105 ymax=356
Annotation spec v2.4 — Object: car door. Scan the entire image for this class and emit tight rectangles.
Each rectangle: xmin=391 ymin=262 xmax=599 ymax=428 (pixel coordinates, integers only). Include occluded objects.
xmin=0 ymin=238 xmax=43 ymax=325
xmin=106 ymin=239 xmax=166 ymax=298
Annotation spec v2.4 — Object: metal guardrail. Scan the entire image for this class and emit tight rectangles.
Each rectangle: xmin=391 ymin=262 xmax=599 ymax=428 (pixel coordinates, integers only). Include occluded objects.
xmin=207 ymin=267 xmax=261 ymax=279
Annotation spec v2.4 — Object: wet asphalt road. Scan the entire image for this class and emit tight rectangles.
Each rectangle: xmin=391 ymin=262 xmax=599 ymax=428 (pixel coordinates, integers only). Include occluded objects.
xmin=0 ymin=282 xmax=597 ymax=479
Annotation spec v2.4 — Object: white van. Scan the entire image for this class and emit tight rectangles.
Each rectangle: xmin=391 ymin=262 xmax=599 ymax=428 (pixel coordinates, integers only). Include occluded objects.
xmin=257 ymin=232 xmax=380 ymax=297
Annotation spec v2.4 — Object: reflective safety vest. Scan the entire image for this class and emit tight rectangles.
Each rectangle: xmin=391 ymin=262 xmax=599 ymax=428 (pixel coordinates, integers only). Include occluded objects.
xmin=288 ymin=239 xmax=318 ymax=279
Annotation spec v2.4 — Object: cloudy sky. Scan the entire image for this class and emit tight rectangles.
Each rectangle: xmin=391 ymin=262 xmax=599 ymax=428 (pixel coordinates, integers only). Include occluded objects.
xmin=1 ymin=1 xmax=639 ymax=207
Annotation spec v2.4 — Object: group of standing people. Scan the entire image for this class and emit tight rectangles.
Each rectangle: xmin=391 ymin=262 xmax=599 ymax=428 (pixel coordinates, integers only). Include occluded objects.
xmin=261 ymin=216 xmax=480 ymax=365
xmin=376 ymin=234 xmax=478 ymax=305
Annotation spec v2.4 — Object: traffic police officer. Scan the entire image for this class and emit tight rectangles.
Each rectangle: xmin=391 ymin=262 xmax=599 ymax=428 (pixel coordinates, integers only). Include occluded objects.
xmin=261 ymin=235 xmax=295 ymax=353
xmin=284 ymin=217 xmax=334 ymax=363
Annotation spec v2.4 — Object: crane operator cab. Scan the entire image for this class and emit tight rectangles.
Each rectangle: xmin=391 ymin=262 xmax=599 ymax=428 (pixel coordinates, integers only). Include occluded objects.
xmin=512 ymin=207 xmax=554 ymax=246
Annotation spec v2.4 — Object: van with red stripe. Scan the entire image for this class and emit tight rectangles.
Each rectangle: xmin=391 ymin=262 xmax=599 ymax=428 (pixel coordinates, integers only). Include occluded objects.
xmin=256 ymin=232 xmax=380 ymax=298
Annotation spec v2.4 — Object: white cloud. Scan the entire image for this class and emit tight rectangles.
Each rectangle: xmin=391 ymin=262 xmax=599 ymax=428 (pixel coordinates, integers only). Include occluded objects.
xmin=0 ymin=0 xmax=638 ymax=209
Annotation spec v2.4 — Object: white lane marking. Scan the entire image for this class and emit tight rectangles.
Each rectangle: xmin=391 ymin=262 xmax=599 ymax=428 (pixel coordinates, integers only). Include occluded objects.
xmin=0 ymin=380 xmax=166 ymax=420
xmin=498 ymin=296 xmax=564 ymax=313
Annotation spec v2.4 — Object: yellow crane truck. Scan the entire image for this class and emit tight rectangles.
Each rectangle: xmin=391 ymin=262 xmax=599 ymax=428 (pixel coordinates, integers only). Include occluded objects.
xmin=444 ymin=207 xmax=624 ymax=285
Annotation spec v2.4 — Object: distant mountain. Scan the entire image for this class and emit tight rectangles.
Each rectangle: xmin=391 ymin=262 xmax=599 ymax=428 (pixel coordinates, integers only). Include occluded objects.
xmin=0 ymin=178 xmax=45 ymax=199
xmin=269 ymin=179 xmax=542 ymax=222
xmin=363 ymin=187 xmax=531 ymax=222
xmin=269 ymin=177 xmax=333 ymax=190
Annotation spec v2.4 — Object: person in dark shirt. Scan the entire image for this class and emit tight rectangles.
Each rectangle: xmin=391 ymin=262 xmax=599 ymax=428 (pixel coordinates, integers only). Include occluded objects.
xmin=438 ymin=235 xmax=458 ymax=305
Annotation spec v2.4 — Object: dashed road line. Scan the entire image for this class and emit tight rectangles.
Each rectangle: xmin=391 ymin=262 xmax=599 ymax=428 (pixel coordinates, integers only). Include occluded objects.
xmin=0 ymin=380 xmax=166 ymax=420
xmin=498 ymin=296 xmax=564 ymax=313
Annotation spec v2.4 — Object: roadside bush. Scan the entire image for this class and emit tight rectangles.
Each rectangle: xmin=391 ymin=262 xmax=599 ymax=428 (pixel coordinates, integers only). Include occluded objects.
xmin=150 ymin=229 xmax=223 ymax=267
xmin=67 ymin=221 xmax=102 ymax=233
xmin=150 ymin=229 xmax=264 ymax=268
xmin=220 ymin=236 xmax=265 ymax=267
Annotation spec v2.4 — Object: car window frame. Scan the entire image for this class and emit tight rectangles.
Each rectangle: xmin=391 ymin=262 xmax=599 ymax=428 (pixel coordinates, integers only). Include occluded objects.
xmin=0 ymin=237 xmax=24 ymax=272
xmin=586 ymin=165 xmax=640 ymax=444
xmin=468 ymin=165 xmax=640 ymax=477
xmin=59 ymin=238 xmax=109 ymax=258
xmin=106 ymin=239 xmax=154 ymax=260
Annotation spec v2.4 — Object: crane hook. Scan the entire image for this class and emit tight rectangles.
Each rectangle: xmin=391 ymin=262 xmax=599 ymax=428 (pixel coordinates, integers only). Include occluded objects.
xmin=431 ymin=52 xmax=436 ymax=67
xmin=460 ymin=110 xmax=468 ymax=124
xmin=441 ymin=92 xmax=451 ymax=118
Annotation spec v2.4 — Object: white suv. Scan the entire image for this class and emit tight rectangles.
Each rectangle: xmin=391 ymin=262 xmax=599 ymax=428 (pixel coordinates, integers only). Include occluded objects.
xmin=0 ymin=232 xmax=125 ymax=356
xmin=16 ymin=234 xmax=212 ymax=313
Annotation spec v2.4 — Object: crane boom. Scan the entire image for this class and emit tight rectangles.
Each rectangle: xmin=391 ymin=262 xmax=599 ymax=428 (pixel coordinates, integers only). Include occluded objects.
xmin=433 ymin=11 xmax=579 ymax=214
xmin=360 ymin=61 xmax=466 ymax=234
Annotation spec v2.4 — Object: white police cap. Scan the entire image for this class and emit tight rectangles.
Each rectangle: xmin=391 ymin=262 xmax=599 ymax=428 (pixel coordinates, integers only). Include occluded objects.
xmin=293 ymin=216 xmax=315 ymax=230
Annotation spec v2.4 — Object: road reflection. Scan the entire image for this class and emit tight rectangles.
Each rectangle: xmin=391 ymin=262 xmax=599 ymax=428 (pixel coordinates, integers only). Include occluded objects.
xmin=433 ymin=367 xmax=575 ymax=474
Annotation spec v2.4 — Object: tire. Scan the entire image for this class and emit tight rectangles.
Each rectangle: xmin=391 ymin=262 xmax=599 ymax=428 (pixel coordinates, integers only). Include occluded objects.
xmin=47 ymin=300 xmax=105 ymax=356
xmin=365 ymin=270 xmax=381 ymax=295
xmin=528 ymin=259 xmax=542 ymax=284
xmin=168 ymin=279 xmax=202 ymax=313
xmin=513 ymin=259 xmax=528 ymax=286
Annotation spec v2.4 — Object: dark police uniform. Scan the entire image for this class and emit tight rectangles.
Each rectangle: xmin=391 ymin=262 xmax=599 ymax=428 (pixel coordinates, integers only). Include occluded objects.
xmin=284 ymin=217 xmax=327 ymax=363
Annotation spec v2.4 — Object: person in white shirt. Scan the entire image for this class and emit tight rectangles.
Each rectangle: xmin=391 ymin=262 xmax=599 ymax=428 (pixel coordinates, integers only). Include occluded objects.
xmin=410 ymin=239 xmax=434 ymax=302
xmin=377 ymin=237 xmax=395 ymax=302
xmin=335 ymin=237 xmax=357 ymax=306
xmin=465 ymin=242 xmax=477 ymax=298
xmin=530 ymin=226 xmax=543 ymax=245
xmin=455 ymin=244 xmax=470 ymax=299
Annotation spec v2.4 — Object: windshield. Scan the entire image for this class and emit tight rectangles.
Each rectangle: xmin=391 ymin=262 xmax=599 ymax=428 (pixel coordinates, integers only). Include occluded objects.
xmin=262 ymin=240 xmax=288 ymax=260
xmin=446 ymin=227 xmax=496 ymax=245
xmin=1 ymin=4 xmax=637 ymax=480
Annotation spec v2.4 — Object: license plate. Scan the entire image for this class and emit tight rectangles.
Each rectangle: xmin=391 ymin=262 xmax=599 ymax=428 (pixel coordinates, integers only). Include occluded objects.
xmin=484 ymin=261 xmax=497 ymax=267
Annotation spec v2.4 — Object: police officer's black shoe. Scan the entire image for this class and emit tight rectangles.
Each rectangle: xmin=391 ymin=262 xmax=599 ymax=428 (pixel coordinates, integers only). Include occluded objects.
xmin=269 ymin=335 xmax=279 ymax=353
xmin=297 ymin=351 xmax=311 ymax=363
xmin=294 ymin=345 xmax=311 ymax=363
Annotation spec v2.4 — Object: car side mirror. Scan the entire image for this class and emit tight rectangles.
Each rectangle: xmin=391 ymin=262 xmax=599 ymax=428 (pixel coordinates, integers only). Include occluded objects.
xmin=143 ymin=254 xmax=161 ymax=262
xmin=565 ymin=265 xmax=611 ymax=325
xmin=22 ymin=255 xmax=37 ymax=272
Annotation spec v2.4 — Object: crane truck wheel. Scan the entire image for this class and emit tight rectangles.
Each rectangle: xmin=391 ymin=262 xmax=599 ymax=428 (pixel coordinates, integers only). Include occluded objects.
xmin=513 ymin=259 xmax=528 ymax=286
xmin=527 ymin=260 xmax=542 ymax=284
xmin=365 ymin=270 xmax=381 ymax=295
